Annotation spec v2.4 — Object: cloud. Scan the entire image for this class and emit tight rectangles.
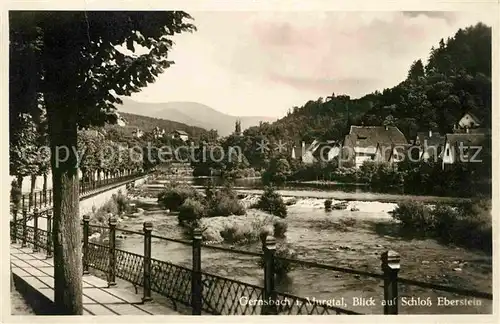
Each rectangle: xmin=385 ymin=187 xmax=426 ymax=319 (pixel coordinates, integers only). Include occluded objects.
xmin=132 ymin=11 xmax=493 ymax=117
xmin=222 ymin=12 xmax=447 ymax=93
xmin=402 ymin=11 xmax=457 ymax=23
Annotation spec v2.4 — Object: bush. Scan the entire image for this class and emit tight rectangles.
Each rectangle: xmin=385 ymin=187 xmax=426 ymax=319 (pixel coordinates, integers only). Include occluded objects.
xmin=206 ymin=187 xmax=245 ymax=217
xmin=208 ymin=194 xmax=246 ymax=216
xmin=391 ymin=201 xmax=434 ymax=231
xmin=157 ymin=185 xmax=201 ymax=212
xmin=273 ymin=219 xmax=288 ymax=238
xmin=258 ymin=241 xmax=297 ymax=278
xmin=324 ymin=199 xmax=333 ymax=210
xmin=392 ymin=199 xmax=492 ymax=252
xmin=220 ymin=223 xmax=259 ymax=244
xmin=113 ymin=191 xmax=129 ymax=215
xmin=440 ymin=200 xmax=491 ymax=251
xmin=205 ymin=182 xmax=246 ymax=217
xmin=178 ymin=198 xmax=207 ymax=227
xmin=431 ymin=203 xmax=459 ymax=243
xmin=255 ymin=186 xmax=287 ymax=218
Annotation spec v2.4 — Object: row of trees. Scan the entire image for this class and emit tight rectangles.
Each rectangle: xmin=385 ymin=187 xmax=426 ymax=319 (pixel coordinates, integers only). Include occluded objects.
xmin=10 ymin=11 xmax=196 ymax=314
xmin=10 ymin=122 xmax=146 ymax=205
xmin=78 ymin=129 xmax=144 ymax=182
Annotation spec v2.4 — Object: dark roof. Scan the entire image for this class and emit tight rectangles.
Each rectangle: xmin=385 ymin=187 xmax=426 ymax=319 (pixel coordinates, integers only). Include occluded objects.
xmin=348 ymin=126 xmax=408 ymax=148
xmin=466 ymin=128 xmax=490 ymax=135
xmin=174 ymin=130 xmax=188 ymax=135
xmin=415 ymin=132 xmax=445 ymax=147
xmin=462 ymin=112 xmax=481 ymax=123
xmin=446 ymin=133 xmax=487 ymax=147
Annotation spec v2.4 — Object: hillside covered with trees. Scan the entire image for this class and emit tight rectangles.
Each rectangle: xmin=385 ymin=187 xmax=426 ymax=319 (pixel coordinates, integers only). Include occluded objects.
xmin=193 ymin=22 xmax=492 ymax=198
xmin=105 ymin=112 xmax=211 ymax=143
xmin=241 ymin=22 xmax=491 ymax=144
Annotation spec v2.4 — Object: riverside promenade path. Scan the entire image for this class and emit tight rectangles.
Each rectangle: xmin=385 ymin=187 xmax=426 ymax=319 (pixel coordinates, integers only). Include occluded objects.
xmin=10 ymin=173 xmax=181 ymax=315
xmin=11 ymin=244 xmax=180 ymax=315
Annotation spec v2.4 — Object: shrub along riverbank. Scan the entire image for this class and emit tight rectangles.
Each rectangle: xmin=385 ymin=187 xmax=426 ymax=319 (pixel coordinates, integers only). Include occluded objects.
xmin=86 ymin=190 xmax=133 ymax=244
xmin=157 ymin=182 xmax=289 ymax=242
xmin=156 ymin=181 xmax=296 ymax=276
xmin=391 ymin=199 xmax=492 ymax=252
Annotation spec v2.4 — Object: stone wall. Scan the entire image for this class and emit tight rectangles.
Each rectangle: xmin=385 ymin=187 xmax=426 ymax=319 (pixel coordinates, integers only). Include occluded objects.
xmin=79 ymin=176 xmax=148 ymax=216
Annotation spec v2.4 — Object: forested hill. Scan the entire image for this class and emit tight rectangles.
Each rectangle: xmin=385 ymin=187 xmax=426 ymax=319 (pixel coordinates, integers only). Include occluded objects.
xmin=104 ymin=112 xmax=210 ymax=142
xmin=244 ymin=22 xmax=491 ymax=144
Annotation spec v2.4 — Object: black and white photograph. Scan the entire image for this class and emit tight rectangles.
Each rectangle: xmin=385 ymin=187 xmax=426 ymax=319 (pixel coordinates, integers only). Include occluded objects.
xmin=5 ymin=2 xmax=497 ymax=319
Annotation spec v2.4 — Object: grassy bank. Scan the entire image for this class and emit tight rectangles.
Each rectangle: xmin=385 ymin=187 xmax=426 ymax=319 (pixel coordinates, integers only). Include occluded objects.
xmin=392 ymin=199 xmax=492 ymax=252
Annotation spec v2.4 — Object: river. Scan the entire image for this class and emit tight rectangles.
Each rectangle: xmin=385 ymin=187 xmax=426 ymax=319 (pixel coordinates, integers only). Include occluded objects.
xmin=114 ymin=176 xmax=492 ymax=315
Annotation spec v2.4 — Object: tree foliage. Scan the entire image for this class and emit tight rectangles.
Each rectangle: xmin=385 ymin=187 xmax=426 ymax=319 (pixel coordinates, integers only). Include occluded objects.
xmin=9 ymin=113 xmax=41 ymax=181
xmin=9 ymin=11 xmax=196 ymax=315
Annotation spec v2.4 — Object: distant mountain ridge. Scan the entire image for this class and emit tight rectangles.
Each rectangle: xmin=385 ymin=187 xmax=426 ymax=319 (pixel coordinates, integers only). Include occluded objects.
xmin=117 ymin=98 xmax=275 ymax=136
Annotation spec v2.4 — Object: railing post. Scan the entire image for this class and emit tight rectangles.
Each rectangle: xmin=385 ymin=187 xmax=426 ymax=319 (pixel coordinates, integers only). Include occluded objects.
xmin=142 ymin=222 xmax=153 ymax=303
xmin=46 ymin=210 xmax=53 ymax=258
xmin=262 ymin=236 xmax=278 ymax=315
xmin=381 ymin=250 xmax=400 ymax=315
xmin=11 ymin=207 xmax=18 ymax=243
xmin=191 ymin=228 xmax=202 ymax=315
xmin=29 ymin=192 xmax=33 ymax=211
xmin=107 ymin=217 xmax=117 ymax=287
xmin=82 ymin=215 xmax=90 ymax=275
xmin=34 ymin=192 xmax=37 ymax=210
xmin=33 ymin=208 xmax=39 ymax=252
xmin=43 ymin=189 xmax=47 ymax=206
xmin=21 ymin=208 xmax=27 ymax=248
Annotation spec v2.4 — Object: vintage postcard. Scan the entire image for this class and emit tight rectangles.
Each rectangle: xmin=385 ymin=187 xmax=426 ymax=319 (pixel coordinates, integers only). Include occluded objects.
xmin=3 ymin=0 xmax=498 ymax=323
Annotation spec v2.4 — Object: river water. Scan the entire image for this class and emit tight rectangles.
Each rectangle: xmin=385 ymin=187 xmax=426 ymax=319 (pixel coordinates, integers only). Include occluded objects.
xmin=115 ymin=176 xmax=492 ymax=315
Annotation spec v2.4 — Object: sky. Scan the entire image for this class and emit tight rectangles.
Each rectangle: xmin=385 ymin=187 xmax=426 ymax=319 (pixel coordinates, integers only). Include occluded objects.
xmin=129 ymin=11 xmax=495 ymax=118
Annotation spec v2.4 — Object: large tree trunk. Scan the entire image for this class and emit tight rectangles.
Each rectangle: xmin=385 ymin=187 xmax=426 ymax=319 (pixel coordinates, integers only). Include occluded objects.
xmin=45 ymin=94 xmax=82 ymax=315
xmin=42 ymin=26 xmax=83 ymax=314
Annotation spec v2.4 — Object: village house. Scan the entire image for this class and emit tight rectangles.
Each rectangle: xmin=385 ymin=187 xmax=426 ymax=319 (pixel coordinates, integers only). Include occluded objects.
xmin=152 ymin=126 xmax=166 ymax=139
xmin=441 ymin=133 xmax=487 ymax=170
xmin=456 ymin=112 xmax=481 ymax=129
xmin=313 ymin=141 xmax=341 ymax=163
xmin=339 ymin=126 xmax=408 ymax=168
xmin=172 ymin=130 xmax=189 ymax=142
xmin=132 ymin=127 xmax=144 ymax=138
xmin=291 ymin=140 xmax=342 ymax=164
xmin=116 ymin=116 xmax=127 ymax=127
xmin=373 ymin=143 xmax=411 ymax=164
xmin=411 ymin=130 xmax=446 ymax=162
xmin=291 ymin=140 xmax=320 ymax=164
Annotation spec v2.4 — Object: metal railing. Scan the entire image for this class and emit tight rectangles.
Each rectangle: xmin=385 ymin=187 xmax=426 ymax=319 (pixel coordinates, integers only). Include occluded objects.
xmin=12 ymin=171 xmax=147 ymax=218
xmin=10 ymin=208 xmax=493 ymax=315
